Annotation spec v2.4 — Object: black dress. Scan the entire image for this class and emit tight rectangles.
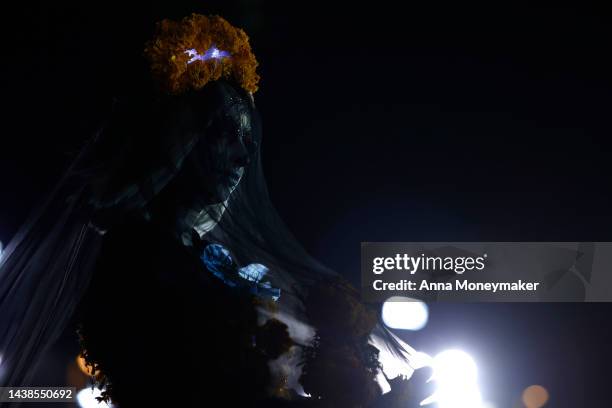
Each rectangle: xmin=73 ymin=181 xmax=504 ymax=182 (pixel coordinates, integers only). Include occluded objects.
xmin=76 ymin=215 xmax=281 ymax=407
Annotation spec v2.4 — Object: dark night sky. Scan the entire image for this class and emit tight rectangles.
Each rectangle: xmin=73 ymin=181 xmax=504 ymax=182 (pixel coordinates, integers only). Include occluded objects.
xmin=1 ymin=1 xmax=612 ymax=406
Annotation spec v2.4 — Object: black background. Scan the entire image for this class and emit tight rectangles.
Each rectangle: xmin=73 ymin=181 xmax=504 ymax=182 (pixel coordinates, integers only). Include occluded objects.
xmin=1 ymin=1 xmax=611 ymax=406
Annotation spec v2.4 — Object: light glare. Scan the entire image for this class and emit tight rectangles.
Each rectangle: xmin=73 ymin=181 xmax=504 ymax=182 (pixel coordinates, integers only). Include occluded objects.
xmin=381 ymin=296 xmax=429 ymax=330
xmin=76 ymin=388 xmax=113 ymax=408
xmin=427 ymin=349 xmax=483 ymax=408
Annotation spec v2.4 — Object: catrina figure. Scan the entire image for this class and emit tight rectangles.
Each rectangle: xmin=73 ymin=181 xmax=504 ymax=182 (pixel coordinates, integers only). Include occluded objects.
xmin=0 ymin=14 xmax=431 ymax=408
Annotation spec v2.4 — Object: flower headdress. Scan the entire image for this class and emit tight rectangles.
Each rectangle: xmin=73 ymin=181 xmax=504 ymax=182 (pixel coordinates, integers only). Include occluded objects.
xmin=144 ymin=14 xmax=260 ymax=95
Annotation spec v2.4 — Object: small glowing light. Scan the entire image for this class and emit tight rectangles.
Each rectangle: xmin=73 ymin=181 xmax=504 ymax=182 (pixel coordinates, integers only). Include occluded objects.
xmin=522 ymin=385 xmax=549 ymax=408
xmin=428 ymin=349 xmax=482 ymax=408
xmin=76 ymin=388 xmax=113 ymax=408
xmin=381 ymin=296 xmax=429 ymax=330
xmin=185 ymin=46 xmax=230 ymax=64
xmin=76 ymin=355 xmax=99 ymax=377
xmin=0 ymin=241 xmax=4 ymax=262
xmin=297 ymin=389 xmax=312 ymax=398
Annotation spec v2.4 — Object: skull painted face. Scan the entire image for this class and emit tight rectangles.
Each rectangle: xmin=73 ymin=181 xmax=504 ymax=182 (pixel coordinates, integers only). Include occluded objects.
xmin=157 ymin=80 xmax=261 ymax=241
xmin=199 ymin=100 xmax=259 ymax=203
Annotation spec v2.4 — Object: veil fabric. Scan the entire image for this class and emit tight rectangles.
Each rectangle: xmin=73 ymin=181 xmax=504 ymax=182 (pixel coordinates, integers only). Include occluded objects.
xmin=0 ymin=81 xmax=416 ymax=396
xmin=0 ymin=135 xmax=104 ymax=388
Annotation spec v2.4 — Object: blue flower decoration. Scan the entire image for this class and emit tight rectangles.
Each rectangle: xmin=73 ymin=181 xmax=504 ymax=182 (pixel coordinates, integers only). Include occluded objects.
xmin=201 ymin=244 xmax=280 ymax=301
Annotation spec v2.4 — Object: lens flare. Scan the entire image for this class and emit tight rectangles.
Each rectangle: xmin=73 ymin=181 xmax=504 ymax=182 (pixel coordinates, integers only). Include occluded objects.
xmin=522 ymin=385 xmax=549 ymax=408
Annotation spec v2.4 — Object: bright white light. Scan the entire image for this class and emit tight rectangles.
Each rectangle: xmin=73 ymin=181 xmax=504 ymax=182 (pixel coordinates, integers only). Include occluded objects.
xmin=428 ymin=349 xmax=482 ymax=408
xmin=381 ymin=296 xmax=428 ymax=330
xmin=76 ymin=388 xmax=113 ymax=408
xmin=411 ymin=351 xmax=434 ymax=370
xmin=433 ymin=349 xmax=478 ymax=384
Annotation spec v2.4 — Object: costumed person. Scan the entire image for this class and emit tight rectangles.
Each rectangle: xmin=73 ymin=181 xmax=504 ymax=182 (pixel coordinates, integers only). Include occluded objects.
xmin=0 ymin=13 xmax=431 ymax=407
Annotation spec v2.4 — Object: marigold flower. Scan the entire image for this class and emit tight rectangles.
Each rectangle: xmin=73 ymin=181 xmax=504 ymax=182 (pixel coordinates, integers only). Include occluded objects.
xmin=144 ymin=13 xmax=260 ymax=94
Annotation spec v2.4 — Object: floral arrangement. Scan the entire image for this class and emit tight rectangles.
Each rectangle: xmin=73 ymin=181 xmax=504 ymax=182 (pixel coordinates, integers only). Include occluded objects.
xmin=144 ymin=13 xmax=260 ymax=94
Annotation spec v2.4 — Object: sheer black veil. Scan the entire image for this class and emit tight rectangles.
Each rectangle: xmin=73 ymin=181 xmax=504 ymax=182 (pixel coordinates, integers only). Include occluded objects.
xmin=0 ymin=79 xmax=415 ymax=392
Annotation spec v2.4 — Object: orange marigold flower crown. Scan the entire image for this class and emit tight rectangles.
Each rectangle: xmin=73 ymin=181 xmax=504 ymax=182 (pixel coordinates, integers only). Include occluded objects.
xmin=144 ymin=14 xmax=260 ymax=95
